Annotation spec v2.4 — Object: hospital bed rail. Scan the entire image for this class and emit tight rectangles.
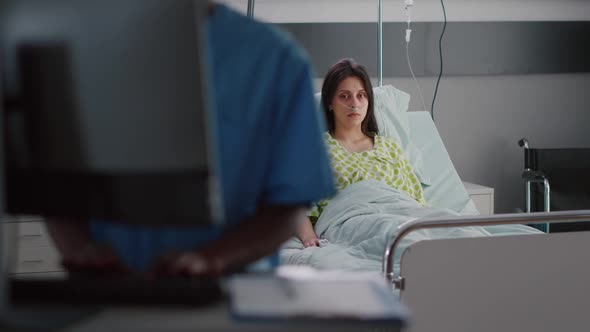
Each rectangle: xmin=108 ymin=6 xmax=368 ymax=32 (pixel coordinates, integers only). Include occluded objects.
xmin=382 ymin=210 xmax=590 ymax=289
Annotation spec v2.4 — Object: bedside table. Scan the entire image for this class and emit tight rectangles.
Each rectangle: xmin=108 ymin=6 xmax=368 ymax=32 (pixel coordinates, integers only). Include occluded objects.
xmin=463 ymin=182 xmax=495 ymax=215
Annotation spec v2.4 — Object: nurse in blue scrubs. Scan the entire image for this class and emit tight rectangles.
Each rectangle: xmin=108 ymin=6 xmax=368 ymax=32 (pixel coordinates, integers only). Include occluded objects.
xmin=47 ymin=2 xmax=334 ymax=277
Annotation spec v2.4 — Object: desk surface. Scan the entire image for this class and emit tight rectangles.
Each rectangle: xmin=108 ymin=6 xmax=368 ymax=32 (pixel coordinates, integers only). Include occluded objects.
xmin=62 ymin=305 xmax=403 ymax=332
xmin=1 ymin=302 xmax=404 ymax=332
xmin=3 ymin=270 xmax=407 ymax=332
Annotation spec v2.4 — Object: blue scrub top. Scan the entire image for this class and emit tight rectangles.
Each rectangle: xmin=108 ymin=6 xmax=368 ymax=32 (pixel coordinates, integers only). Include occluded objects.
xmin=91 ymin=5 xmax=335 ymax=271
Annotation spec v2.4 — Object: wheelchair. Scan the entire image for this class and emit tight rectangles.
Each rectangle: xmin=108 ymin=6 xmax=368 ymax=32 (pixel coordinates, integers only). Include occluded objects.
xmin=519 ymin=138 xmax=590 ymax=232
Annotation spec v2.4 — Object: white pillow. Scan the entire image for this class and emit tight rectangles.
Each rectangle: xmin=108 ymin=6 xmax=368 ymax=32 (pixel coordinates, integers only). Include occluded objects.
xmin=316 ymin=85 xmax=431 ymax=185
xmin=373 ymin=86 xmax=431 ymax=185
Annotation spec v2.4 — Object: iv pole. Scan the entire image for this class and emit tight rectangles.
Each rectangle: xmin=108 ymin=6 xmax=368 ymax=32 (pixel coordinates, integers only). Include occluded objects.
xmin=247 ymin=0 xmax=255 ymax=18
xmin=378 ymin=0 xmax=383 ymax=87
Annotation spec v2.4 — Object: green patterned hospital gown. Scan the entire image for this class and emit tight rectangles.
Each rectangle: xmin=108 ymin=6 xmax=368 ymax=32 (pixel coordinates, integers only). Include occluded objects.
xmin=309 ymin=133 xmax=426 ymax=223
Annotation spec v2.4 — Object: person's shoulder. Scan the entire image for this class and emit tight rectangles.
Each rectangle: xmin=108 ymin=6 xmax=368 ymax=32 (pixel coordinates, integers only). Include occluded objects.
xmin=376 ymin=134 xmax=392 ymax=142
xmin=324 ymin=133 xmax=339 ymax=151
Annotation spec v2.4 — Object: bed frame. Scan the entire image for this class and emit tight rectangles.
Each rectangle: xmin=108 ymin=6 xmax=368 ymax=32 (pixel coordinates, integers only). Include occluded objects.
xmin=384 ymin=210 xmax=590 ymax=332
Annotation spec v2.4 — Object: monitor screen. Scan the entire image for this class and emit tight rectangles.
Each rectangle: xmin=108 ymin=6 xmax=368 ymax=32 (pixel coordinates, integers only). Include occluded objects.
xmin=0 ymin=0 xmax=223 ymax=226
xmin=0 ymin=2 xmax=227 ymax=326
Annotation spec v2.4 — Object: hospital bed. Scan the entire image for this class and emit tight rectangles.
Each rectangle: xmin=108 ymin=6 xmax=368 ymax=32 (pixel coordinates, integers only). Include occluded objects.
xmin=385 ymin=111 xmax=590 ymax=332
xmin=280 ymin=101 xmax=590 ymax=332
xmin=385 ymin=210 xmax=590 ymax=332
xmin=280 ymin=88 xmax=506 ymax=265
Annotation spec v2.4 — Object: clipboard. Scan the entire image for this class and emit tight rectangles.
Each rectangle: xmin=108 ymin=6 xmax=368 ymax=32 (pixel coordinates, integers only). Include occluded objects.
xmin=227 ymin=266 xmax=410 ymax=326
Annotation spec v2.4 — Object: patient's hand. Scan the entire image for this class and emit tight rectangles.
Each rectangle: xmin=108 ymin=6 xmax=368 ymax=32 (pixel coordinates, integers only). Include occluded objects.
xmin=302 ymin=236 xmax=321 ymax=248
xmin=61 ymin=243 xmax=129 ymax=276
xmin=297 ymin=217 xmax=321 ymax=248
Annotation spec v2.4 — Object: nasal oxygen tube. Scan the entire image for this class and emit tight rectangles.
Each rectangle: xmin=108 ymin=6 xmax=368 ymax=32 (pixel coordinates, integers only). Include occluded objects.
xmin=336 ymin=100 xmax=368 ymax=113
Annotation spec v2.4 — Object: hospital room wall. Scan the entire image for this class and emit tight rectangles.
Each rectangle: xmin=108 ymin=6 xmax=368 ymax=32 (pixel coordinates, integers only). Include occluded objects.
xmin=312 ymin=73 xmax=590 ymax=214
xmin=287 ymin=19 xmax=590 ymax=214
xmin=219 ymin=0 xmax=590 ymax=23
xmin=388 ymin=74 xmax=590 ymax=214
xmin=219 ymin=0 xmax=590 ymax=214
xmin=277 ymin=19 xmax=590 ymax=214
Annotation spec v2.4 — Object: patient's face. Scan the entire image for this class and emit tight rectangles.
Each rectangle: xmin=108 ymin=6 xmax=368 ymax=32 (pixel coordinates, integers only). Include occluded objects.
xmin=331 ymin=76 xmax=368 ymax=132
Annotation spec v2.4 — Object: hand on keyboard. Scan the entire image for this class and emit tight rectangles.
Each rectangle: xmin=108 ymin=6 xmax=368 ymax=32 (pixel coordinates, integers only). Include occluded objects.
xmin=61 ymin=243 xmax=129 ymax=276
xmin=150 ymin=251 xmax=222 ymax=278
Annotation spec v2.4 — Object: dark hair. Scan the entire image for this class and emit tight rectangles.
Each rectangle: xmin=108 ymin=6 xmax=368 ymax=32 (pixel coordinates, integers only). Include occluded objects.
xmin=321 ymin=58 xmax=378 ymax=136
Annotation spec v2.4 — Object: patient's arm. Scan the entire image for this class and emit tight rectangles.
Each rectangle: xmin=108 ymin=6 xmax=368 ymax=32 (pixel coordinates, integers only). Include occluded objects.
xmin=296 ymin=216 xmax=321 ymax=248
xmin=153 ymin=204 xmax=306 ymax=277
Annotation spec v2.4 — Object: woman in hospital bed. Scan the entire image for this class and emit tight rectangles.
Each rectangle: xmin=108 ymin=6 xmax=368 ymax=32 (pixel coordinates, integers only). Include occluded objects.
xmin=286 ymin=58 xmax=539 ymax=272
xmin=296 ymin=58 xmax=425 ymax=248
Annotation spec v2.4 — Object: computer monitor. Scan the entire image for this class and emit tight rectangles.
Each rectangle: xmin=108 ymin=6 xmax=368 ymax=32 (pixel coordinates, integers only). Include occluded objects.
xmin=0 ymin=0 xmax=223 ymax=226
xmin=0 ymin=1 xmax=225 ymax=326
